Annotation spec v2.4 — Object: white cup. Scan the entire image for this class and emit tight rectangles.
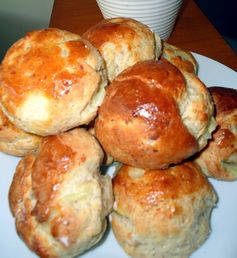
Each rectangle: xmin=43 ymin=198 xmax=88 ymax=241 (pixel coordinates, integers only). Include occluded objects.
xmin=96 ymin=0 xmax=183 ymax=40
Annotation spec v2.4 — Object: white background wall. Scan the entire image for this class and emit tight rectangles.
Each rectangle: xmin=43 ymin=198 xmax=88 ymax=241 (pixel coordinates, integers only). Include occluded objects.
xmin=0 ymin=0 xmax=54 ymax=60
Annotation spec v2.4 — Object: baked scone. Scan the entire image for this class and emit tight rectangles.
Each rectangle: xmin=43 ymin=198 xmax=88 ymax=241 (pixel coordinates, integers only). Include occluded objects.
xmin=0 ymin=107 xmax=41 ymax=156
xmin=195 ymin=86 xmax=237 ymax=180
xmin=9 ymin=128 xmax=113 ymax=258
xmin=112 ymin=162 xmax=217 ymax=258
xmin=95 ymin=59 xmax=216 ymax=169
xmin=161 ymin=41 xmax=198 ymax=74
xmin=0 ymin=28 xmax=107 ymax=136
xmin=83 ymin=17 xmax=161 ymax=82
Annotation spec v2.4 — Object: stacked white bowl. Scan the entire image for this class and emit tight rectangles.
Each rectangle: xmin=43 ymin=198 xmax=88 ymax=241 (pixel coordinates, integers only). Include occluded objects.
xmin=96 ymin=0 xmax=183 ymax=40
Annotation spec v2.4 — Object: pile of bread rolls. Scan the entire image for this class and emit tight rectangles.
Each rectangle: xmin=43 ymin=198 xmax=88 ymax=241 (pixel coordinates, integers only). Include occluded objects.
xmin=0 ymin=17 xmax=236 ymax=258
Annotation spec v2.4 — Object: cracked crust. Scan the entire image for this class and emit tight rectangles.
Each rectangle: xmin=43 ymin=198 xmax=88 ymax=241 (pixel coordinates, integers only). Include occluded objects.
xmin=0 ymin=28 xmax=107 ymax=136
xmin=9 ymin=128 xmax=113 ymax=257
xmin=95 ymin=59 xmax=215 ymax=169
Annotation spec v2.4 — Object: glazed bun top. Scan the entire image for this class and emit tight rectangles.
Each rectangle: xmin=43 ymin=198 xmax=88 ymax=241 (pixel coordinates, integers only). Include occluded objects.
xmin=0 ymin=28 xmax=107 ymax=136
xmin=83 ymin=17 xmax=161 ymax=82
xmin=95 ymin=59 xmax=215 ymax=169
xmin=9 ymin=128 xmax=113 ymax=257
xmin=111 ymin=162 xmax=217 ymax=258
xmin=113 ymin=162 xmax=216 ymax=213
xmin=10 ymin=128 xmax=105 ymax=222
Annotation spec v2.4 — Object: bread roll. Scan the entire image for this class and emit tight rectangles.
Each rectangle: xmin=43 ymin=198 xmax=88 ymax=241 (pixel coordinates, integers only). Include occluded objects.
xmin=83 ymin=17 xmax=161 ymax=82
xmin=161 ymin=41 xmax=198 ymax=74
xmin=95 ymin=59 xmax=216 ymax=169
xmin=112 ymin=162 xmax=217 ymax=258
xmin=0 ymin=107 xmax=41 ymax=156
xmin=9 ymin=128 xmax=113 ymax=257
xmin=195 ymin=86 xmax=237 ymax=180
xmin=0 ymin=28 xmax=107 ymax=136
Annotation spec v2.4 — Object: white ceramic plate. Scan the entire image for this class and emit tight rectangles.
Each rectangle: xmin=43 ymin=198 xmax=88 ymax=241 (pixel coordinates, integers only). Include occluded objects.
xmin=1 ymin=53 xmax=237 ymax=258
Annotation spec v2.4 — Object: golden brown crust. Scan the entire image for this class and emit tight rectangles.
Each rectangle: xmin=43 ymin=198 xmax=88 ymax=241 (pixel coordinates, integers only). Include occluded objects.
xmin=2 ymin=30 xmax=89 ymax=99
xmin=9 ymin=128 xmax=113 ymax=257
xmin=112 ymin=162 xmax=217 ymax=258
xmin=31 ymin=134 xmax=78 ymax=222
xmin=95 ymin=59 xmax=213 ymax=169
xmin=0 ymin=28 xmax=107 ymax=136
xmin=114 ymin=163 xmax=207 ymax=204
xmin=114 ymin=58 xmax=186 ymax=100
xmin=83 ymin=17 xmax=160 ymax=82
xmin=113 ymin=162 xmax=214 ymax=211
xmin=195 ymin=86 xmax=237 ymax=180
xmin=83 ymin=18 xmax=146 ymax=50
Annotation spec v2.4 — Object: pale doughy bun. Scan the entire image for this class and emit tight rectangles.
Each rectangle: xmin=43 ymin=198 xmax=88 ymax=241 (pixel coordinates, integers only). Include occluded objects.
xmin=83 ymin=17 xmax=162 ymax=82
xmin=112 ymin=162 xmax=217 ymax=258
xmin=9 ymin=128 xmax=113 ymax=257
xmin=0 ymin=28 xmax=107 ymax=136
xmin=195 ymin=86 xmax=237 ymax=180
xmin=95 ymin=59 xmax=216 ymax=169
xmin=161 ymin=41 xmax=198 ymax=74
xmin=0 ymin=107 xmax=41 ymax=156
